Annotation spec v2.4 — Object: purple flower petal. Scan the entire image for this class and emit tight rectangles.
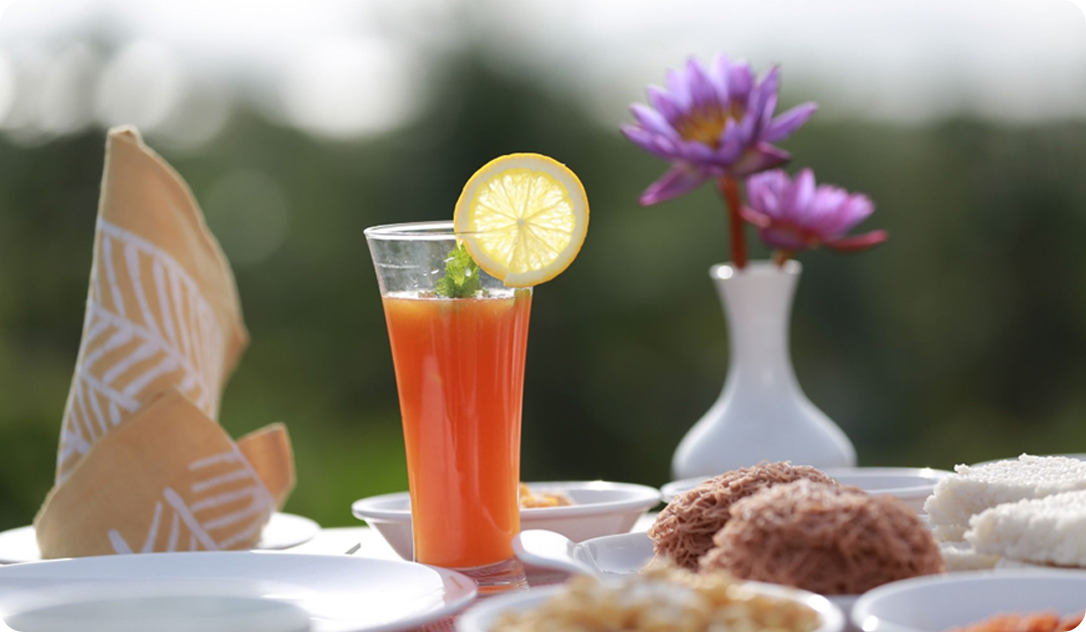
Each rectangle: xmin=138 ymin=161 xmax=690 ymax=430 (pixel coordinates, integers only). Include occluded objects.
xmin=709 ymin=53 xmax=732 ymax=106
xmin=666 ymin=68 xmax=692 ymax=109
xmin=818 ymin=191 xmax=874 ymax=236
xmin=728 ymin=61 xmax=754 ymax=108
xmin=825 ymin=229 xmax=889 ymax=252
xmin=730 ymin=143 xmax=791 ymax=177
xmin=807 ymin=185 xmax=851 ymax=232
xmin=639 ymin=165 xmax=709 ymax=206
xmin=647 ymin=86 xmax=684 ymax=126
xmin=759 ymin=226 xmax=808 ymax=251
xmin=716 ymin=118 xmax=749 ymax=164
xmin=677 ymin=138 xmax=717 ymax=164
xmin=763 ymin=102 xmax=818 ymax=143
xmin=840 ymin=193 xmax=876 ymax=227
xmin=685 ymin=57 xmax=719 ymax=111
xmin=748 ymin=65 xmax=780 ymax=131
xmin=784 ymin=168 xmax=816 ymax=220
xmin=746 ymin=169 xmax=789 ymax=217
xmin=620 ymin=125 xmax=675 ymax=161
xmin=757 ymin=92 xmax=779 ymax=136
xmin=630 ymin=104 xmax=678 ymax=139
xmin=739 ymin=204 xmax=773 ymax=229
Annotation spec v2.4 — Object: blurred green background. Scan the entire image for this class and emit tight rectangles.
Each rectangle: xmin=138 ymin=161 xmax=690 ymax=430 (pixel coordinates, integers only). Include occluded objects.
xmin=1 ymin=0 xmax=1086 ymax=531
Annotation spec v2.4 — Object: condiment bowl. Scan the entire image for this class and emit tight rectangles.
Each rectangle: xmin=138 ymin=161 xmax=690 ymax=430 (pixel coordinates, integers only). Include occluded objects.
xmin=853 ymin=569 xmax=1086 ymax=632
xmin=352 ymin=481 xmax=661 ymax=561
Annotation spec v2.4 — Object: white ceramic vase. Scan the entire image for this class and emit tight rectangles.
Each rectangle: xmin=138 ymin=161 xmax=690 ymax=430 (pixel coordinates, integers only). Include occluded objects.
xmin=672 ymin=260 xmax=857 ymax=479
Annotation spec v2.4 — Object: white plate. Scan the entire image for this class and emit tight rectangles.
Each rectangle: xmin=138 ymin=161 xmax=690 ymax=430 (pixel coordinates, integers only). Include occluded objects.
xmin=0 ymin=552 xmax=476 ymax=632
xmin=1 ymin=583 xmax=312 ymax=632
xmin=0 ymin=513 xmax=320 ymax=564
xmin=853 ymin=569 xmax=1086 ymax=632
xmin=352 ymin=481 xmax=661 ymax=561
xmin=456 ymin=581 xmax=845 ymax=632
xmin=660 ymin=467 xmax=950 ymax=514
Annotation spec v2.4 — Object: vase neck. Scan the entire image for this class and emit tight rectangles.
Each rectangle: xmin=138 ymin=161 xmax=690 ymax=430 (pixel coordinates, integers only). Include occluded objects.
xmin=713 ymin=262 xmax=800 ymax=387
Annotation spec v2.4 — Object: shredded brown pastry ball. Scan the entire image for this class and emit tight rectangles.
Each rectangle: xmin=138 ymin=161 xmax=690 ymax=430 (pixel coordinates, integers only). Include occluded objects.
xmin=649 ymin=462 xmax=836 ymax=570
xmin=701 ymin=479 xmax=945 ymax=595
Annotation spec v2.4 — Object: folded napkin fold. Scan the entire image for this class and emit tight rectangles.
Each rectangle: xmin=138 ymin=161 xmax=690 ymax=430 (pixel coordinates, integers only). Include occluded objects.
xmin=35 ymin=126 xmax=294 ymax=558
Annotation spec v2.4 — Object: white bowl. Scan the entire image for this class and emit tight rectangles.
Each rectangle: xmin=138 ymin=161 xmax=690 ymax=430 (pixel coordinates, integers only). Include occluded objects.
xmin=660 ymin=467 xmax=950 ymax=514
xmin=352 ymin=481 xmax=662 ymax=561
xmin=853 ymin=569 xmax=1086 ymax=632
xmin=457 ymin=580 xmax=845 ymax=632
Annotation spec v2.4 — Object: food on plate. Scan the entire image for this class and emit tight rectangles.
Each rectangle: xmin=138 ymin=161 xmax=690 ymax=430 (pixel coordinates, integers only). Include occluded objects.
xmin=518 ymin=484 xmax=574 ymax=508
xmin=649 ymin=462 xmax=836 ymax=570
xmin=491 ymin=564 xmax=820 ymax=632
xmin=939 ymin=541 xmax=1000 ymax=571
xmin=948 ymin=611 xmax=1084 ymax=632
xmin=924 ymin=455 xmax=1086 ymax=542
xmin=700 ymin=479 xmax=944 ymax=595
xmin=966 ymin=488 xmax=1086 ymax=567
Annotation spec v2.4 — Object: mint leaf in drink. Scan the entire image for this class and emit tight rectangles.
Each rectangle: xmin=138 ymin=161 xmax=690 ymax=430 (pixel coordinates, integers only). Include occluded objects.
xmin=435 ymin=243 xmax=483 ymax=298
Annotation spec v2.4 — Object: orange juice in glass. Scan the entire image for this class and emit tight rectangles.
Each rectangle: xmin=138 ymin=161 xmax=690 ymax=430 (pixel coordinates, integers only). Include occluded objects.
xmin=365 ymin=221 xmax=531 ymax=590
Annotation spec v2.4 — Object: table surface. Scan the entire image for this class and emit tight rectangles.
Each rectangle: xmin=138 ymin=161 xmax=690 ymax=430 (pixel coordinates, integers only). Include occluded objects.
xmin=283 ymin=516 xmax=656 ymax=631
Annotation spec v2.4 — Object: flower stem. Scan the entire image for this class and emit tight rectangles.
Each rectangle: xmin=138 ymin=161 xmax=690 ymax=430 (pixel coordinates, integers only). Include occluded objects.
xmin=773 ymin=249 xmax=793 ymax=267
xmin=718 ymin=176 xmax=747 ymax=269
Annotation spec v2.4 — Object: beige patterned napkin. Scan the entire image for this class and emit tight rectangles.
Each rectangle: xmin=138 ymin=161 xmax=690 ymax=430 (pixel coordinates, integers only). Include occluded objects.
xmin=35 ymin=126 xmax=294 ymax=558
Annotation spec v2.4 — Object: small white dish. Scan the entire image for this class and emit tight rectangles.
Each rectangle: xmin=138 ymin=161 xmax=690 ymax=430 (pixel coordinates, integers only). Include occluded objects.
xmin=352 ymin=481 xmax=661 ymax=561
xmin=0 ymin=552 xmax=476 ymax=632
xmin=456 ymin=580 xmax=846 ymax=632
xmin=660 ymin=467 xmax=950 ymax=515
xmin=0 ymin=513 xmax=320 ymax=564
xmin=853 ymin=569 xmax=1086 ymax=632
xmin=514 ymin=530 xmax=651 ymax=576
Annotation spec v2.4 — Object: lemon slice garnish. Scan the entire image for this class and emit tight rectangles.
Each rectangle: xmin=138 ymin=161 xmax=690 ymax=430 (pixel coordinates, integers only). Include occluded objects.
xmin=454 ymin=153 xmax=589 ymax=288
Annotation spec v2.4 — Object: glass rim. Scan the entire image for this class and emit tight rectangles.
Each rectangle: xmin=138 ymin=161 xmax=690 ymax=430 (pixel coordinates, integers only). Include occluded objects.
xmin=364 ymin=221 xmax=459 ymax=241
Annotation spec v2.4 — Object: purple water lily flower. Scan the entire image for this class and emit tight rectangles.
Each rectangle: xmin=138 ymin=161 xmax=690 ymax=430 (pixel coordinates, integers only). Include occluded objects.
xmin=621 ymin=54 xmax=818 ymax=206
xmin=742 ymin=169 xmax=888 ymax=254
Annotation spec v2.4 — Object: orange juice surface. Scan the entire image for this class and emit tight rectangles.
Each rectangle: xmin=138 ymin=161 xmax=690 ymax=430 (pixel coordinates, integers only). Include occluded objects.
xmin=382 ymin=290 xmax=531 ymax=569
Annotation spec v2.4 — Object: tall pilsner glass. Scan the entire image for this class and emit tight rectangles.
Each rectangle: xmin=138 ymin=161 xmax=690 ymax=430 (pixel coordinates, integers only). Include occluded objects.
xmin=365 ymin=221 xmax=530 ymax=592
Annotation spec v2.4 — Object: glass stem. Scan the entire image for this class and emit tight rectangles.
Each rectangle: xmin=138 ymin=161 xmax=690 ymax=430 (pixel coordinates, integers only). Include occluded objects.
xmin=719 ymin=176 xmax=747 ymax=269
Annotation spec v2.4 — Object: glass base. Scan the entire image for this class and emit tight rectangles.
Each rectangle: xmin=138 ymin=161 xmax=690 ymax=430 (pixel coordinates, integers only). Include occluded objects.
xmin=454 ymin=557 xmax=528 ymax=596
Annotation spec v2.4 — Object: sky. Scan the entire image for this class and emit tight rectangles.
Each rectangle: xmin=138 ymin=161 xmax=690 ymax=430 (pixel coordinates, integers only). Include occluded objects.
xmin=0 ymin=0 xmax=1083 ymax=144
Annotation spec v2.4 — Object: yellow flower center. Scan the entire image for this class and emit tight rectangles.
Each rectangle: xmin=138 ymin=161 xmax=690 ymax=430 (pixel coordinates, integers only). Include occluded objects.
xmin=674 ymin=104 xmax=744 ymax=148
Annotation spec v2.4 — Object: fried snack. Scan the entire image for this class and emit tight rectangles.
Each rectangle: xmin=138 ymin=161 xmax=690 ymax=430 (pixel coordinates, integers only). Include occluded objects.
xmin=701 ymin=479 xmax=944 ymax=595
xmin=949 ymin=612 xmax=1084 ymax=632
xmin=649 ymin=462 xmax=836 ymax=569
xmin=518 ymin=484 xmax=574 ymax=508
xmin=493 ymin=564 xmax=820 ymax=632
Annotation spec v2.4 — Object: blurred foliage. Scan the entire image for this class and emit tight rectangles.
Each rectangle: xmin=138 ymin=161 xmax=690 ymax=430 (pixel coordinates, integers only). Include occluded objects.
xmin=2 ymin=56 xmax=1086 ymax=531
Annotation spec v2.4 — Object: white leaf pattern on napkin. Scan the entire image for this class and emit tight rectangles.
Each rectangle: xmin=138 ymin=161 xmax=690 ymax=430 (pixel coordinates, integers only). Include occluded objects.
xmin=58 ymin=218 xmax=226 ymax=482
xmin=107 ymin=448 xmax=274 ymax=554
